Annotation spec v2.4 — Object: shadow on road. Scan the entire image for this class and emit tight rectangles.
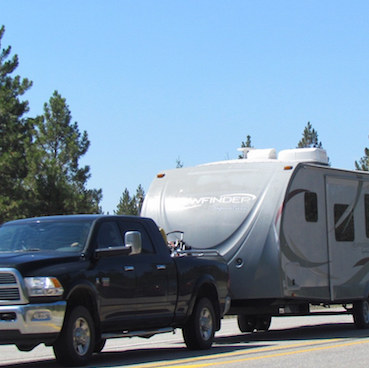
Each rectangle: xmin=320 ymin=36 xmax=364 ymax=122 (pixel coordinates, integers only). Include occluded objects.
xmin=215 ymin=322 xmax=369 ymax=345
xmin=1 ymin=322 xmax=369 ymax=368
xmin=0 ymin=344 xmax=263 ymax=368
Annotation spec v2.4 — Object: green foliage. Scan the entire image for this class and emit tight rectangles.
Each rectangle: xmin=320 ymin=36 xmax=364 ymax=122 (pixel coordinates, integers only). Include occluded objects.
xmin=0 ymin=25 xmax=34 ymax=222
xmin=26 ymin=91 xmax=102 ymax=215
xmin=297 ymin=122 xmax=323 ymax=148
xmin=115 ymin=185 xmax=145 ymax=216
xmin=176 ymin=156 xmax=183 ymax=168
xmin=135 ymin=184 xmax=145 ymax=214
xmin=240 ymin=135 xmax=253 ymax=148
xmin=0 ymin=25 xmax=102 ymax=221
xmin=355 ymin=146 xmax=369 ymax=171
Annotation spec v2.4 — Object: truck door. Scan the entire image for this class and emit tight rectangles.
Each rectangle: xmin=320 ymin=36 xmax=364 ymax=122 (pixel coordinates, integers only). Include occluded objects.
xmin=118 ymin=220 xmax=177 ymax=328
xmin=326 ymin=176 xmax=367 ymax=300
xmin=93 ymin=220 xmax=138 ymax=330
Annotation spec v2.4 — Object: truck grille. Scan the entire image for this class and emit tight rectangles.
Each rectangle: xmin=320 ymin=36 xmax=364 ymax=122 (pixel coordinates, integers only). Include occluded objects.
xmin=0 ymin=288 xmax=20 ymax=300
xmin=0 ymin=274 xmax=16 ymax=284
xmin=0 ymin=269 xmax=25 ymax=304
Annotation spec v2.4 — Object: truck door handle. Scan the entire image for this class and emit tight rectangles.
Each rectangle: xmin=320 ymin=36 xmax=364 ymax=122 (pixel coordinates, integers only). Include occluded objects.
xmin=124 ymin=266 xmax=135 ymax=272
xmin=156 ymin=264 xmax=166 ymax=270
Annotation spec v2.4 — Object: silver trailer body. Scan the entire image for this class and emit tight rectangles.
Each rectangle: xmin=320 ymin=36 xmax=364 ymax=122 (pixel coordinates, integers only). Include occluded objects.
xmin=142 ymin=148 xmax=369 ymax=324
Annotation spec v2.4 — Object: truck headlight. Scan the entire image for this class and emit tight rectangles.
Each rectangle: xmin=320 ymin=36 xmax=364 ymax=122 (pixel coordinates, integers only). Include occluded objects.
xmin=24 ymin=277 xmax=64 ymax=297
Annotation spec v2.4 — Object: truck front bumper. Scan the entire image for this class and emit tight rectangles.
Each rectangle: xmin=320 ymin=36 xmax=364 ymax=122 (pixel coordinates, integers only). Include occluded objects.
xmin=0 ymin=301 xmax=66 ymax=338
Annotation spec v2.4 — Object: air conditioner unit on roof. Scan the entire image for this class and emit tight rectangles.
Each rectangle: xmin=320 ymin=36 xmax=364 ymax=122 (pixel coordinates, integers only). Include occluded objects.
xmin=278 ymin=148 xmax=328 ymax=164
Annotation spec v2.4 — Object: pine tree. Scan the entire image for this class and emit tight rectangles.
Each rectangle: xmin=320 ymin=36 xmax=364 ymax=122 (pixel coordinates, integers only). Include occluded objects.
xmin=355 ymin=146 xmax=369 ymax=171
xmin=238 ymin=135 xmax=253 ymax=159
xmin=0 ymin=25 xmax=34 ymax=222
xmin=297 ymin=122 xmax=323 ymax=148
xmin=176 ymin=157 xmax=183 ymax=168
xmin=115 ymin=185 xmax=145 ymax=215
xmin=135 ymin=184 xmax=145 ymax=215
xmin=241 ymin=135 xmax=253 ymax=148
xmin=27 ymin=90 xmax=102 ymax=215
xmin=115 ymin=188 xmax=137 ymax=215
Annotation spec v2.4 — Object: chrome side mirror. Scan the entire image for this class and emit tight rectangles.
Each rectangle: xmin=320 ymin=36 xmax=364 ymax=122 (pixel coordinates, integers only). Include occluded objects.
xmin=125 ymin=231 xmax=142 ymax=255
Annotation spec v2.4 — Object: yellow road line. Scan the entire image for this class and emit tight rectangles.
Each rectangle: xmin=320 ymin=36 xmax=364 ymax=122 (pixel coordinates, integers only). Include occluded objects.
xmin=158 ymin=339 xmax=369 ymax=368
xmin=130 ymin=337 xmax=355 ymax=368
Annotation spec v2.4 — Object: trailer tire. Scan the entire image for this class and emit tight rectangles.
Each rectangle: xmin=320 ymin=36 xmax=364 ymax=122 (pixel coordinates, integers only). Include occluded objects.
xmin=353 ymin=299 xmax=369 ymax=329
xmin=255 ymin=315 xmax=272 ymax=331
xmin=53 ymin=305 xmax=95 ymax=366
xmin=183 ymin=297 xmax=216 ymax=350
xmin=237 ymin=315 xmax=256 ymax=333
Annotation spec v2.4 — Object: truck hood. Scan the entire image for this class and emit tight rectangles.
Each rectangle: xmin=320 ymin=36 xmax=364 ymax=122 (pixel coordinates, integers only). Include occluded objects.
xmin=0 ymin=251 xmax=81 ymax=273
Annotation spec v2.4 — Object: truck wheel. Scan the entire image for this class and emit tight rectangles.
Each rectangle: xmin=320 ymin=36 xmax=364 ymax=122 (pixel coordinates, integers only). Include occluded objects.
xmin=353 ymin=299 xmax=369 ymax=329
xmin=53 ymin=305 xmax=95 ymax=366
xmin=237 ymin=315 xmax=256 ymax=333
xmin=183 ymin=297 xmax=216 ymax=350
xmin=255 ymin=315 xmax=272 ymax=331
xmin=94 ymin=338 xmax=106 ymax=353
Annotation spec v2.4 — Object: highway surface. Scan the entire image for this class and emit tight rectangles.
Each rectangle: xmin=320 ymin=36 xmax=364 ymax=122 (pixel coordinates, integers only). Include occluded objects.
xmin=1 ymin=312 xmax=369 ymax=368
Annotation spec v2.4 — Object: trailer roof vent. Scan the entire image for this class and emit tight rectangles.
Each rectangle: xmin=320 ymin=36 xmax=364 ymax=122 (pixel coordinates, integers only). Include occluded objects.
xmin=237 ymin=148 xmax=277 ymax=160
xmin=278 ymin=148 xmax=329 ymax=164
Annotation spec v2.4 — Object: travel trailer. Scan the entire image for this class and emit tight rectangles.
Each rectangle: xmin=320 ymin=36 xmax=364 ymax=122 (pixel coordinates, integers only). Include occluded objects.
xmin=141 ymin=147 xmax=369 ymax=332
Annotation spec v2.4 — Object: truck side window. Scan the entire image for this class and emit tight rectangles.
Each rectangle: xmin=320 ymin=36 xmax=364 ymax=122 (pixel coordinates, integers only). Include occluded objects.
xmin=118 ymin=222 xmax=155 ymax=254
xmin=96 ymin=222 xmax=124 ymax=248
xmin=137 ymin=226 xmax=155 ymax=254
xmin=305 ymin=192 xmax=318 ymax=222
xmin=365 ymin=194 xmax=369 ymax=238
xmin=334 ymin=204 xmax=355 ymax=242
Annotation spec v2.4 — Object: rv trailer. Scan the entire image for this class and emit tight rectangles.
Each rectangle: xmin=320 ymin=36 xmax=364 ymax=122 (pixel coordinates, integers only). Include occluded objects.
xmin=141 ymin=147 xmax=369 ymax=332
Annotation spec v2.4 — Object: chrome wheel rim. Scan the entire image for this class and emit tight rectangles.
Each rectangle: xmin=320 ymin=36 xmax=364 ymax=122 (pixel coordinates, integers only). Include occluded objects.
xmin=73 ymin=317 xmax=91 ymax=356
xmin=199 ymin=307 xmax=213 ymax=341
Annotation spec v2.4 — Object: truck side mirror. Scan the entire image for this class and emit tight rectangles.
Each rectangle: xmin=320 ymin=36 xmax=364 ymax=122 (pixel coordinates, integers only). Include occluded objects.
xmin=125 ymin=231 xmax=142 ymax=255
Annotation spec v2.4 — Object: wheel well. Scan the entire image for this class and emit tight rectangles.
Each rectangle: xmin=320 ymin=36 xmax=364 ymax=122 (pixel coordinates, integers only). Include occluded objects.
xmin=196 ymin=283 xmax=221 ymax=330
xmin=66 ymin=288 xmax=100 ymax=332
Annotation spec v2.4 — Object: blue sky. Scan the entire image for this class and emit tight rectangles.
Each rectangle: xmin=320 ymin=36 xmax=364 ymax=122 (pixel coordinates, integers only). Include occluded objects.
xmin=2 ymin=1 xmax=369 ymax=213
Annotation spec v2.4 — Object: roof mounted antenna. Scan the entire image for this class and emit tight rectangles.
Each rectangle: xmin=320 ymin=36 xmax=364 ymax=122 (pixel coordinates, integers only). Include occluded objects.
xmin=237 ymin=147 xmax=254 ymax=159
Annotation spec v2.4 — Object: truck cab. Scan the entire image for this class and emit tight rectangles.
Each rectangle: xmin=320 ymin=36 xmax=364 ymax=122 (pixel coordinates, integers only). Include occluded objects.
xmin=0 ymin=215 xmax=230 ymax=366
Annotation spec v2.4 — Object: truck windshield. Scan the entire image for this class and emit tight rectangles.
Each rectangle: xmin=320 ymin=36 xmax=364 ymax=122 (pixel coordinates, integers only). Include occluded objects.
xmin=0 ymin=220 xmax=93 ymax=253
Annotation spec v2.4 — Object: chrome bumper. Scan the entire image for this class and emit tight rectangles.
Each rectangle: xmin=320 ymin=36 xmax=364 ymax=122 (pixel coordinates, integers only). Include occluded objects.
xmin=0 ymin=301 xmax=66 ymax=335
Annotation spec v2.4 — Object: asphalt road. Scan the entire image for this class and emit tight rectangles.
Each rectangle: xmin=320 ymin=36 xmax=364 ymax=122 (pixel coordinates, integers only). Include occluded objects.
xmin=1 ymin=312 xmax=369 ymax=368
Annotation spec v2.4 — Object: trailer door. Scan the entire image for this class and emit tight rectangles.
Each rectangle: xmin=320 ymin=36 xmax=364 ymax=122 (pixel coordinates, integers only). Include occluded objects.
xmin=326 ymin=176 xmax=365 ymax=300
xmin=281 ymin=166 xmax=330 ymax=300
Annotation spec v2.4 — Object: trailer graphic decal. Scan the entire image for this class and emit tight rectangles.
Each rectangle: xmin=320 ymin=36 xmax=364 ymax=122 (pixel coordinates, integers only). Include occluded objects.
xmin=181 ymin=193 xmax=256 ymax=210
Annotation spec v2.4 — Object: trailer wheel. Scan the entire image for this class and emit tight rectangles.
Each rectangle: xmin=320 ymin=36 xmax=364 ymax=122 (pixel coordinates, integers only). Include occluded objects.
xmin=53 ymin=305 xmax=95 ymax=366
xmin=183 ymin=297 xmax=216 ymax=350
xmin=237 ymin=315 xmax=256 ymax=333
xmin=255 ymin=315 xmax=272 ymax=331
xmin=353 ymin=299 xmax=369 ymax=329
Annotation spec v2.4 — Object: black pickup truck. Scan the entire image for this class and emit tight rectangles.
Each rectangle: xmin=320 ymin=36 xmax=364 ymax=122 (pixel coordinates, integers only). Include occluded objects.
xmin=0 ymin=215 xmax=230 ymax=366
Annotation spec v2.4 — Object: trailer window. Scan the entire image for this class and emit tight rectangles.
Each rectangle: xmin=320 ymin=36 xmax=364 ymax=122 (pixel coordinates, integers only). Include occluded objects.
xmin=305 ymin=192 xmax=318 ymax=222
xmin=334 ymin=204 xmax=354 ymax=241
xmin=365 ymin=194 xmax=369 ymax=238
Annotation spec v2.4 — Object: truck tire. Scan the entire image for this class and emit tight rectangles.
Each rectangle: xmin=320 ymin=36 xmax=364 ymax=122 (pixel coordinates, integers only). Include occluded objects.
xmin=353 ymin=299 xmax=369 ymax=329
xmin=237 ymin=315 xmax=256 ymax=333
xmin=94 ymin=338 xmax=106 ymax=353
xmin=53 ymin=305 xmax=95 ymax=366
xmin=183 ymin=297 xmax=216 ymax=350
